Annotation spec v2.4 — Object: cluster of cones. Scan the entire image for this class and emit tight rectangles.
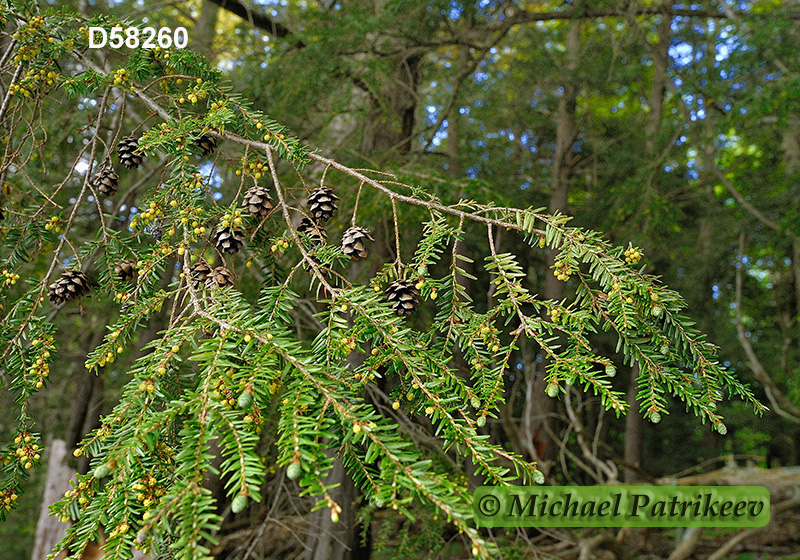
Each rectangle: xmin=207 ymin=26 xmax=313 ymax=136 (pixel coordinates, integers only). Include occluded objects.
xmin=93 ymin=133 xmax=216 ymax=198
xmin=295 ymin=186 xmax=418 ymax=315
xmin=52 ymin=135 xmax=419 ymax=315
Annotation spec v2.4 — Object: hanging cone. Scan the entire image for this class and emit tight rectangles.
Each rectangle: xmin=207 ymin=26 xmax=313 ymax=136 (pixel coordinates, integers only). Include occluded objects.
xmin=149 ymin=222 xmax=164 ymax=241
xmin=297 ymin=217 xmax=327 ymax=245
xmin=114 ymin=260 xmax=137 ymax=283
xmin=213 ymin=225 xmax=245 ymax=254
xmin=307 ymin=187 xmax=339 ymax=223
xmin=48 ymin=270 xmax=91 ymax=304
xmin=384 ymin=280 xmax=419 ymax=316
xmin=195 ymin=134 xmax=217 ymax=156
xmin=189 ymin=260 xmax=212 ymax=288
xmin=206 ymin=266 xmax=235 ymax=288
xmin=241 ymin=186 xmax=273 ymax=219
xmin=93 ymin=167 xmax=119 ymax=197
xmin=117 ymin=135 xmax=143 ymax=169
xmin=341 ymin=226 xmax=374 ymax=260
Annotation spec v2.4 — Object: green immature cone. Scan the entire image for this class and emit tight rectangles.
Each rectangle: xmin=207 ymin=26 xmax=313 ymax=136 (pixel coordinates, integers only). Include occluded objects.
xmin=93 ymin=463 xmax=111 ymax=479
xmin=470 ymin=396 xmax=481 ymax=409
xmin=651 ymin=306 xmax=664 ymax=317
xmin=237 ymin=391 xmax=252 ymax=408
xmin=476 ymin=416 xmax=486 ymax=428
xmin=286 ymin=461 xmax=302 ymax=480
xmin=650 ymin=412 xmax=662 ymax=424
xmin=532 ymin=469 xmax=545 ymax=484
xmin=546 ymin=384 xmax=559 ymax=398
xmin=605 ymin=365 xmax=616 ymax=377
xmin=231 ymin=495 xmax=247 ymax=514
xmin=716 ymin=423 xmax=728 ymax=435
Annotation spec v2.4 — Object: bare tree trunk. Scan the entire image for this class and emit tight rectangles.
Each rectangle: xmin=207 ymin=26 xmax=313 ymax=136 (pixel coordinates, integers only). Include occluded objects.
xmin=194 ymin=0 xmax=219 ymax=64
xmin=522 ymin=18 xmax=580 ymax=475
xmin=305 ymin=350 xmax=370 ymax=560
xmin=66 ymin=325 xmax=105 ymax=474
xmin=644 ymin=13 xmax=671 ymax=154
xmin=361 ymin=53 xmax=422 ymax=157
xmin=783 ymin=121 xmax=800 ymax=323
xmin=624 ymin=365 xmax=643 ymax=482
xmin=625 ymin=13 xmax=671 ymax=483
xmin=32 ymin=440 xmax=75 ymax=560
xmin=304 ymin=455 xmax=367 ymax=560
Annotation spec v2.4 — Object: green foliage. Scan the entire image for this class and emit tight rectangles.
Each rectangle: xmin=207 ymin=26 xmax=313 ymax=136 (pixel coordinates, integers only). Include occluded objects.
xmin=0 ymin=1 xmax=779 ymax=559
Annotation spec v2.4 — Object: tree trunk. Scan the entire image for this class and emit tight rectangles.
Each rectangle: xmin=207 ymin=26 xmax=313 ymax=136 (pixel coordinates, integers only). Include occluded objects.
xmin=66 ymin=325 xmax=105 ymax=474
xmin=522 ymin=18 xmax=581 ymax=475
xmin=32 ymin=440 xmax=75 ymax=560
xmin=361 ymin=53 xmax=422 ymax=157
xmin=305 ymin=350 xmax=370 ymax=560
xmin=625 ymin=12 xmax=671 ymax=483
xmin=304 ymin=454 xmax=368 ymax=560
xmin=194 ymin=0 xmax=220 ymax=64
xmin=644 ymin=13 xmax=671 ymax=154
xmin=783 ymin=121 xmax=800 ymax=318
xmin=624 ymin=365 xmax=643 ymax=482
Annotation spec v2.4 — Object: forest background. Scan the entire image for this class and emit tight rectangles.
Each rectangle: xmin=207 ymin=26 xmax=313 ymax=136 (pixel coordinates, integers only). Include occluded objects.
xmin=0 ymin=0 xmax=799 ymax=559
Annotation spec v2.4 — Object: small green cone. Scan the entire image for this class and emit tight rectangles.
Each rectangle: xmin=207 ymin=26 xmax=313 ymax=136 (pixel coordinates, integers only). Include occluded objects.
xmin=231 ymin=495 xmax=247 ymax=513
xmin=287 ymin=461 xmax=302 ymax=480
xmin=651 ymin=306 xmax=664 ymax=317
xmin=237 ymin=391 xmax=252 ymax=408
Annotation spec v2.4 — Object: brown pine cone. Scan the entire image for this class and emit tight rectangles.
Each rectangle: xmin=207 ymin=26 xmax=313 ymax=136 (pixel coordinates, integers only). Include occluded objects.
xmin=117 ymin=135 xmax=143 ymax=169
xmin=384 ymin=280 xmax=419 ymax=316
xmin=341 ymin=226 xmax=374 ymax=260
xmin=213 ymin=225 xmax=245 ymax=254
xmin=114 ymin=260 xmax=137 ymax=283
xmin=241 ymin=186 xmax=273 ymax=219
xmin=297 ymin=217 xmax=327 ymax=245
xmin=48 ymin=270 xmax=91 ymax=304
xmin=308 ymin=187 xmax=339 ymax=222
xmin=206 ymin=266 xmax=235 ymax=288
xmin=189 ymin=260 xmax=212 ymax=288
